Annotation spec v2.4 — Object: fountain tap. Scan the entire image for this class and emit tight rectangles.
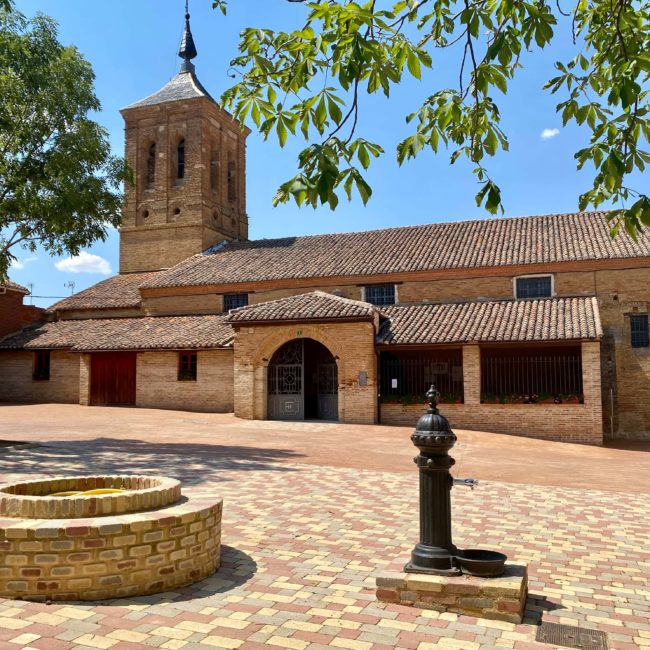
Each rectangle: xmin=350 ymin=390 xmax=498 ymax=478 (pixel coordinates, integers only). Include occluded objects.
xmin=453 ymin=477 xmax=479 ymax=490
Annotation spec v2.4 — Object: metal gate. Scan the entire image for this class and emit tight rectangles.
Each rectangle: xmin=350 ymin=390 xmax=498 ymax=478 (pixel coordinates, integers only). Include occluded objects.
xmin=268 ymin=340 xmax=304 ymax=420
xmin=267 ymin=339 xmax=338 ymax=421
xmin=317 ymin=363 xmax=338 ymax=420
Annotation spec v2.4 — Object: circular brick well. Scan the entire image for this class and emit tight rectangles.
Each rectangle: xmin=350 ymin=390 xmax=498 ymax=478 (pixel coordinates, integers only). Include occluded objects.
xmin=0 ymin=475 xmax=222 ymax=601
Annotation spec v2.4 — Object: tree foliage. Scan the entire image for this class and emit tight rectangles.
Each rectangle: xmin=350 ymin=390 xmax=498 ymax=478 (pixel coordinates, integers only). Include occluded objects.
xmin=0 ymin=7 xmax=129 ymax=280
xmin=214 ymin=0 xmax=649 ymax=237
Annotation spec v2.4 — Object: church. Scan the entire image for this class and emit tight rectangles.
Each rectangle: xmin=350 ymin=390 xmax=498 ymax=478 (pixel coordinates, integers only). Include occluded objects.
xmin=1 ymin=9 xmax=649 ymax=445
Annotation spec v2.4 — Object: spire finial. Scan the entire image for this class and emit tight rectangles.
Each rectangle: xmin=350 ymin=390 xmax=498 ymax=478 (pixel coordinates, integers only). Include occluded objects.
xmin=178 ymin=0 xmax=198 ymax=73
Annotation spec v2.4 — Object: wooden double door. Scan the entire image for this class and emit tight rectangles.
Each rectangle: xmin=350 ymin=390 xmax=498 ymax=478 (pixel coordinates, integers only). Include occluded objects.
xmin=90 ymin=352 xmax=136 ymax=406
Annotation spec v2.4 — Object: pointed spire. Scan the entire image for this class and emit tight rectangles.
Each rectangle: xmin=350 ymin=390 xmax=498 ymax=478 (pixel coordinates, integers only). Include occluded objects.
xmin=178 ymin=0 xmax=198 ymax=73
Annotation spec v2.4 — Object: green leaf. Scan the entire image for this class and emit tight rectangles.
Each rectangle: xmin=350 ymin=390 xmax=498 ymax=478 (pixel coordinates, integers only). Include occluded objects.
xmin=407 ymin=50 xmax=421 ymax=79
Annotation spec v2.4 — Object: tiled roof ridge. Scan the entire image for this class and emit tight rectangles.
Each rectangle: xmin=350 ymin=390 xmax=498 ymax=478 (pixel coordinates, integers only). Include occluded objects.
xmin=382 ymin=294 xmax=598 ymax=309
xmin=229 ymin=290 xmax=377 ymax=317
xmin=210 ymin=210 xmax=612 ymax=251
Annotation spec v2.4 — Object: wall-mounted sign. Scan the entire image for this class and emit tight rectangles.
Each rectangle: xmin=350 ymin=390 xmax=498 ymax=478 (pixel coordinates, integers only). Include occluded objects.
xmin=296 ymin=330 xmax=303 ymax=336
xmin=391 ymin=378 xmax=398 ymax=388
xmin=359 ymin=370 xmax=367 ymax=386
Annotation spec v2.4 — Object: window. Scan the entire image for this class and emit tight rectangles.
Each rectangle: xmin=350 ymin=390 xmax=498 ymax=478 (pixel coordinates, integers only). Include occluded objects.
xmin=224 ymin=293 xmax=248 ymax=311
xmin=631 ymin=314 xmax=649 ymax=348
xmin=176 ymin=139 xmax=185 ymax=179
xmin=33 ymin=351 xmax=50 ymax=381
xmin=146 ymin=143 xmax=156 ymax=189
xmin=364 ymin=284 xmax=395 ymax=306
xmin=227 ymin=160 xmax=236 ymax=201
xmin=178 ymin=351 xmax=197 ymax=381
xmin=515 ymin=275 xmax=553 ymax=299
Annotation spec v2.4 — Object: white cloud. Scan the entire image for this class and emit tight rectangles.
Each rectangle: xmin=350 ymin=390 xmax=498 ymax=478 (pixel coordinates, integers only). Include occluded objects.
xmin=55 ymin=252 xmax=112 ymax=275
xmin=541 ymin=128 xmax=560 ymax=140
xmin=9 ymin=256 xmax=37 ymax=271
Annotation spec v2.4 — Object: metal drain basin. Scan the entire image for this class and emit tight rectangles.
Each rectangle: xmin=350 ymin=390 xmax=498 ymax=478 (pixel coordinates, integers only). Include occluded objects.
xmin=536 ymin=622 xmax=607 ymax=649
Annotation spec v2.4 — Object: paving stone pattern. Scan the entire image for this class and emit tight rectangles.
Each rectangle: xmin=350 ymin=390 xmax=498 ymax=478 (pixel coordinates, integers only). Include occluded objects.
xmin=0 ymin=446 xmax=649 ymax=650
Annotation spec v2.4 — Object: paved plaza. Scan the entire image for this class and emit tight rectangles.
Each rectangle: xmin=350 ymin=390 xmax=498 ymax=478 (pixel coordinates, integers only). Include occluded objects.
xmin=0 ymin=405 xmax=649 ymax=650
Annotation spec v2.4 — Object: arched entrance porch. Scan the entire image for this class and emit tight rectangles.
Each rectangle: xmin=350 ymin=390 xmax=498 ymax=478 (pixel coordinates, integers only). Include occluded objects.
xmin=267 ymin=338 xmax=338 ymax=421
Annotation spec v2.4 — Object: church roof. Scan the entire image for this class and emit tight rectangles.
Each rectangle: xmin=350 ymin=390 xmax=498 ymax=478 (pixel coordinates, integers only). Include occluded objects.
xmin=378 ymin=296 xmax=602 ymax=345
xmin=0 ymin=315 xmax=233 ymax=351
xmin=48 ymin=272 xmax=159 ymax=312
xmin=122 ymin=70 xmax=215 ymax=110
xmin=227 ymin=291 xmax=382 ymax=324
xmin=142 ymin=211 xmax=650 ymax=290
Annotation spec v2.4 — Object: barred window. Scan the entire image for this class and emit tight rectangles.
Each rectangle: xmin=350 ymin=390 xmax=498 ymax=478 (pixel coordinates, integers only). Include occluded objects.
xmin=515 ymin=276 xmax=552 ymax=299
xmin=224 ymin=293 xmax=248 ymax=311
xmin=178 ymin=351 xmax=197 ymax=381
xmin=631 ymin=314 xmax=649 ymax=348
xmin=33 ymin=351 xmax=50 ymax=381
xmin=364 ymin=284 xmax=395 ymax=306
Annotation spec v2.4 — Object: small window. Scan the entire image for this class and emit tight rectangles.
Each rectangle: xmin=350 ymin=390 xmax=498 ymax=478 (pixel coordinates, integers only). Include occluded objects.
xmin=33 ymin=351 xmax=50 ymax=381
xmin=146 ymin=143 xmax=156 ymax=189
xmin=178 ymin=351 xmax=197 ymax=381
xmin=364 ymin=284 xmax=395 ymax=306
xmin=515 ymin=276 xmax=553 ymax=299
xmin=224 ymin=293 xmax=248 ymax=311
xmin=177 ymin=139 xmax=185 ymax=179
xmin=631 ymin=314 xmax=649 ymax=348
xmin=227 ymin=160 xmax=236 ymax=201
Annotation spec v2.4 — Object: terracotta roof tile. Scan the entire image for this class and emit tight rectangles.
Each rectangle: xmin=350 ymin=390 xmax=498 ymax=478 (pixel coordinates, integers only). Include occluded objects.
xmin=378 ymin=297 xmax=602 ymax=345
xmin=143 ymin=211 xmax=650 ymax=289
xmin=0 ymin=315 xmax=233 ymax=351
xmin=227 ymin=291 xmax=380 ymax=324
xmin=48 ymin=272 xmax=160 ymax=312
xmin=1 ymin=280 xmax=28 ymax=294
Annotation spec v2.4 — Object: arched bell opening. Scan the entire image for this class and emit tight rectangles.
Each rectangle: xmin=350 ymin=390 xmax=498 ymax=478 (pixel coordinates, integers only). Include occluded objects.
xmin=267 ymin=338 xmax=338 ymax=421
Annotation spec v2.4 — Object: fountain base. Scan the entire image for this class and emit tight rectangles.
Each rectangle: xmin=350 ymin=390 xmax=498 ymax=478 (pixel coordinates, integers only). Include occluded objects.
xmin=376 ymin=562 xmax=528 ymax=623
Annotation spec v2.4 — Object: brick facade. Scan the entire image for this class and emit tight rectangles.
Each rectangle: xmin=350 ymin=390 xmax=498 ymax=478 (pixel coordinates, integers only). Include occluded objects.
xmin=135 ymin=350 xmax=233 ymax=412
xmin=232 ymin=322 xmax=378 ymax=424
xmin=0 ymin=351 xmax=80 ymax=404
xmin=120 ymin=95 xmax=248 ymax=273
xmin=0 ymin=287 xmax=44 ymax=338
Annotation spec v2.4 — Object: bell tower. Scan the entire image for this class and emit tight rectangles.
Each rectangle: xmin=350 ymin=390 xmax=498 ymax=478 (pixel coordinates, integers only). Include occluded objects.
xmin=119 ymin=3 xmax=249 ymax=273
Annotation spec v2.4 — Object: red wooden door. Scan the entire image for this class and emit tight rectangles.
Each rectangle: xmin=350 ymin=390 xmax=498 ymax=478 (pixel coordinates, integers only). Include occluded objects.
xmin=90 ymin=353 xmax=136 ymax=406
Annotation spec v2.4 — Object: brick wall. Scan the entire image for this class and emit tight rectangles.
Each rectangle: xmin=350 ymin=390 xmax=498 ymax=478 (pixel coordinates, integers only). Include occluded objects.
xmin=135 ymin=350 xmax=233 ymax=412
xmin=0 ymin=351 xmax=80 ymax=404
xmin=232 ymin=321 xmax=378 ymax=424
xmin=0 ymin=291 xmax=26 ymax=338
xmin=594 ymin=267 xmax=650 ymax=438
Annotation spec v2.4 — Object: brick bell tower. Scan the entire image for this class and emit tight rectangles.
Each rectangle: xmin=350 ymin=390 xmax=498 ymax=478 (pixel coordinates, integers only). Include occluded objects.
xmin=119 ymin=4 xmax=249 ymax=273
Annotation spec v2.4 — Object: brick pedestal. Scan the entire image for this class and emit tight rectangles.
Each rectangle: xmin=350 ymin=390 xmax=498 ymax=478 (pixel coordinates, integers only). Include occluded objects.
xmin=376 ymin=562 xmax=528 ymax=623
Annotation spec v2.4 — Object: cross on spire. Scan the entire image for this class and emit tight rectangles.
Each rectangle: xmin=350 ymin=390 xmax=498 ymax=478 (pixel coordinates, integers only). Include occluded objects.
xmin=178 ymin=0 xmax=198 ymax=73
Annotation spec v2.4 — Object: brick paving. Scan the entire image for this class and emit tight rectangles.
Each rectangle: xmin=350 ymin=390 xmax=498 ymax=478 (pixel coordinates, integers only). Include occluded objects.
xmin=0 ymin=411 xmax=649 ymax=649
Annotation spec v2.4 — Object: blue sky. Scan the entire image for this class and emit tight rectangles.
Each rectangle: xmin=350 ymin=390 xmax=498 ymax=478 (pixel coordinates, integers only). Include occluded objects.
xmin=9 ymin=1 xmax=635 ymax=306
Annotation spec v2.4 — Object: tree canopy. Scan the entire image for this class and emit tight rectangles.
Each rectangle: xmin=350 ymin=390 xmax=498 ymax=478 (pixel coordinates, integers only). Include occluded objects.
xmin=214 ymin=0 xmax=649 ymax=238
xmin=0 ymin=7 xmax=129 ymax=281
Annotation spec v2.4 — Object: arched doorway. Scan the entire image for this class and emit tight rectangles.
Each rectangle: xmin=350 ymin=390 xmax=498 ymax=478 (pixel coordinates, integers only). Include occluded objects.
xmin=267 ymin=338 xmax=338 ymax=421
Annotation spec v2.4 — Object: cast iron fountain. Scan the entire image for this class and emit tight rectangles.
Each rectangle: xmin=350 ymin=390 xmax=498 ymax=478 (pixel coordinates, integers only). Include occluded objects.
xmin=406 ymin=384 xmax=507 ymax=577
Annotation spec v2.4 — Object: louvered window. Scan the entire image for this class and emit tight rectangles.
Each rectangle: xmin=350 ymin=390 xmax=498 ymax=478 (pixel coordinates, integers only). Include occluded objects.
xmin=515 ymin=276 xmax=552 ymax=299
xmin=631 ymin=314 xmax=649 ymax=348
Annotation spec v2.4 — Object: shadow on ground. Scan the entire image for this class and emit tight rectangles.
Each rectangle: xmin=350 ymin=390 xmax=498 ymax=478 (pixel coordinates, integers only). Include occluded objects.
xmin=0 ymin=437 xmax=302 ymax=485
xmin=524 ymin=593 xmax=565 ymax=625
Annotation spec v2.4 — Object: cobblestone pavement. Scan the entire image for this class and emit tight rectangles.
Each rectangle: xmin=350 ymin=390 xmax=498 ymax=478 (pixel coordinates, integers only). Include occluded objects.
xmin=1 ymin=438 xmax=649 ymax=650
